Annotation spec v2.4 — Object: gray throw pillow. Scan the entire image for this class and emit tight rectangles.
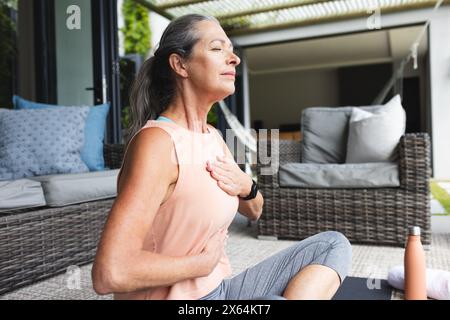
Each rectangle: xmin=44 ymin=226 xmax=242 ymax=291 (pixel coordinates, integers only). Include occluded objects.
xmin=301 ymin=104 xmax=385 ymax=164
xmin=0 ymin=107 xmax=90 ymax=180
xmin=346 ymin=95 xmax=406 ymax=163
xmin=301 ymin=107 xmax=353 ymax=164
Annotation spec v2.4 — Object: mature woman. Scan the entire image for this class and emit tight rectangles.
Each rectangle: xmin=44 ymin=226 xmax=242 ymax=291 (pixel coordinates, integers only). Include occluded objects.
xmin=92 ymin=14 xmax=352 ymax=300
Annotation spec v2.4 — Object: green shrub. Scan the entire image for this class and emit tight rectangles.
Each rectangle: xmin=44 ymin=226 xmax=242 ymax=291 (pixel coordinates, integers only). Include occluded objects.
xmin=121 ymin=0 xmax=151 ymax=56
xmin=0 ymin=0 xmax=17 ymax=108
xmin=207 ymin=103 xmax=218 ymax=127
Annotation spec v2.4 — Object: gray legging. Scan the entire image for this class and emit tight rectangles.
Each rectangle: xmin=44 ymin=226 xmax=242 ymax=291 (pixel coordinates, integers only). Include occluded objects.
xmin=199 ymin=231 xmax=352 ymax=300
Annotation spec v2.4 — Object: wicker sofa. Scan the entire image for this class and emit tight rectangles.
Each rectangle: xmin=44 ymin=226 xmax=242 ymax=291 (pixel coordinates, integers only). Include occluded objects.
xmin=0 ymin=143 xmax=124 ymax=295
xmin=256 ymin=133 xmax=431 ymax=247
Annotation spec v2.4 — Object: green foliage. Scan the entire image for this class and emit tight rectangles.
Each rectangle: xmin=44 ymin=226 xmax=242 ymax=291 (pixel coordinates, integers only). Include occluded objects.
xmin=120 ymin=1 xmax=152 ymax=128
xmin=121 ymin=0 xmax=151 ymax=56
xmin=0 ymin=1 xmax=17 ymax=108
xmin=121 ymin=105 xmax=131 ymax=129
xmin=119 ymin=57 xmax=136 ymax=129
xmin=2 ymin=0 xmax=17 ymax=10
xmin=207 ymin=103 xmax=219 ymax=127
xmin=430 ymin=181 xmax=450 ymax=215
xmin=221 ymin=15 xmax=252 ymax=32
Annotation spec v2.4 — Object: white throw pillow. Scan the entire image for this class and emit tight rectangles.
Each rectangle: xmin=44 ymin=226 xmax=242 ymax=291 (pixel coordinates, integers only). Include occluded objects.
xmin=346 ymin=95 xmax=406 ymax=163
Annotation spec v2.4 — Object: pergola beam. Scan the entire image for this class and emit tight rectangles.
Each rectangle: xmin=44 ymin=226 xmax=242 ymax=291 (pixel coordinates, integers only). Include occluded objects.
xmin=132 ymin=0 xmax=450 ymax=35
xmin=133 ymin=0 xmax=175 ymax=20
xmin=158 ymin=0 xmax=211 ymax=10
xmin=216 ymin=0 xmax=329 ymax=21
xmin=224 ymin=0 xmax=450 ymax=36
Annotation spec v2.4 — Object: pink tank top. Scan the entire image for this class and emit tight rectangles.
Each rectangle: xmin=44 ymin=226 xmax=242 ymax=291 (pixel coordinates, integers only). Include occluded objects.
xmin=114 ymin=120 xmax=239 ymax=300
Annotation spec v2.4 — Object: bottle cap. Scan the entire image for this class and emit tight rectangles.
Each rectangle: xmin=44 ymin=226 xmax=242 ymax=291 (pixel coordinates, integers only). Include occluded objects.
xmin=409 ymin=226 xmax=421 ymax=236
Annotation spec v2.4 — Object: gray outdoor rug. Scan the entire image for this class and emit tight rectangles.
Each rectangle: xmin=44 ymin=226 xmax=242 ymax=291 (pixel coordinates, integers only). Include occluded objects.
xmin=1 ymin=214 xmax=449 ymax=300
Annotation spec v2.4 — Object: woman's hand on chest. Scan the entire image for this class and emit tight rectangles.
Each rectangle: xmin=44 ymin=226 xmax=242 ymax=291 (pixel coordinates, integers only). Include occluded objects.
xmin=206 ymin=155 xmax=252 ymax=198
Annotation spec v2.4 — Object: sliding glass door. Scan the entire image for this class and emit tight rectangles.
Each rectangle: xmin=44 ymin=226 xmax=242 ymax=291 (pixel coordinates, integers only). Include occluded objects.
xmin=34 ymin=0 xmax=121 ymax=143
xmin=53 ymin=0 xmax=94 ymax=106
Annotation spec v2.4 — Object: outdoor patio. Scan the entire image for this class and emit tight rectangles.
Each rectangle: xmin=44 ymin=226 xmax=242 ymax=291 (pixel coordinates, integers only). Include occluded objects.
xmin=1 ymin=0 xmax=449 ymax=302
xmin=1 ymin=195 xmax=449 ymax=300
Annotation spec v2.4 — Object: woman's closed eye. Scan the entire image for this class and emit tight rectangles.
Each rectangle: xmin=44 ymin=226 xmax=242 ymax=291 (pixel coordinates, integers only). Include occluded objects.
xmin=212 ymin=48 xmax=238 ymax=56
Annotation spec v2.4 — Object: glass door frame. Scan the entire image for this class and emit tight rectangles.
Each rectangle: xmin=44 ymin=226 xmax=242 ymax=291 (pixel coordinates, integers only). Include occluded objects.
xmin=91 ymin=0 xmax=121 ymax=144
xmin=33 ymin=0 xmax=122 ymax=144
xmin=33 ymin=0 xmax=57 ymax=104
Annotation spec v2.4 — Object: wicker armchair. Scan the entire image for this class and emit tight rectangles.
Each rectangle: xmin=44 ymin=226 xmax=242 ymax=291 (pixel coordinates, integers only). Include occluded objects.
xmin=256 ymin=133 xmax=431 ymax=247
xmin=0 ymin=144 xmax=125 ymax=295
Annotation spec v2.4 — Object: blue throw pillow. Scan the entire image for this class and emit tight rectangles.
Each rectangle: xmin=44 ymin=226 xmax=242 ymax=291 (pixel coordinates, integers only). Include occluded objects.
xmin=13 ymin=95 xmax=110 ymax=171
xmin=0 ymin=107 xmax=90 ymax=180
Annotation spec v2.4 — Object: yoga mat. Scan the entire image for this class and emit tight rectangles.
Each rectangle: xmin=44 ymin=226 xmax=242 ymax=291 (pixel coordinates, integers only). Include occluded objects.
xmin=332 ymin=276 xmax=393 ymax=300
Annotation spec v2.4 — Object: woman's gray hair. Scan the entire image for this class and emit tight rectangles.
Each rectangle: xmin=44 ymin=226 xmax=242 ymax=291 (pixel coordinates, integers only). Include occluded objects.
xmin=126 ymin=13 xmax=219 ymax=146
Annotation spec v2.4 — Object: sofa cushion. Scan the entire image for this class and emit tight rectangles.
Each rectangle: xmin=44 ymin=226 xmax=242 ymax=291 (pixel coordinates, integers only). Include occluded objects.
xmin=0 ymin=107 xmax=90 ymax=180
xmin=279 ymin=162 xmax=400 ymax=188
xmin=300 ymin=95 xmax=401 ymax=164
xmin=0 ymin=179 xmax=46 ymax=212
xmin=29 ymin=169 xmax=119 ymax=207
xmin=13 ymin=95 xmax=110 ymax=171
xmin=346 ymin=95 xmax=406 ymax=163
xmin=301 ymin=107 xmax=353 ymax=163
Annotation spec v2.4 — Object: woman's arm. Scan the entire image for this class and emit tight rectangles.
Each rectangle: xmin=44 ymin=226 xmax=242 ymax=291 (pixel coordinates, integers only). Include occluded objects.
xmin=92 ymin=128 xmax=222 ymax=295
xmin=237 ymin=181 xmax=264 ymax=221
